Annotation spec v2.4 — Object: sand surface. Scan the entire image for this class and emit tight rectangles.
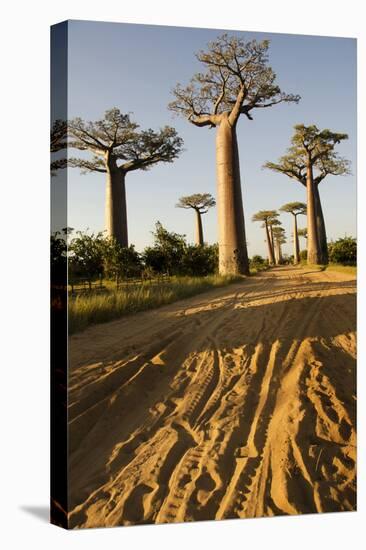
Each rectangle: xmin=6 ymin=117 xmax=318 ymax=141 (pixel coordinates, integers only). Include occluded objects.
xmin=68 ymin=266 xmax=356 ymax=528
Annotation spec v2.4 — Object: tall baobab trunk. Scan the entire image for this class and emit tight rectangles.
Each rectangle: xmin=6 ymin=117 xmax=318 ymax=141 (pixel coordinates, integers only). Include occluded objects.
xmin=293 ymin=214 xmax=300 ymax=264
xmin=306 ymin=164 xmax=321 ymax=264
xmin=194 ymin=209 xmax=204 ymax=246
xmin=275 ymin=240 xmax=282 ymax=264
xmin=105 ymin=168 xmax=128 ymax=247
xmin=216 ymin=116 xmax=249 ymax=275
xmin=269 ymin=225 xmax=276 ymax=264
xmin=265 ymin=221 xmax=275 ymax=265
xmin=313 ymin=184 xmax=329 ymax=264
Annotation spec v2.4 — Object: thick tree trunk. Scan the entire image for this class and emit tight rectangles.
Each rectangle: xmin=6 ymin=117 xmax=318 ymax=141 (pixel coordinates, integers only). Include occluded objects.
xmin=276 ymin=241 xmax=282 ymax=264
xmin=269 ymin=225 xmax=276 ymax=264
xmin=313 ymin=184 xmax=329 ymax=264
xmin=105 ymin=169 xmax=128 ymax=247
xmin=306 ymin=164 xmax=322 ymax=265
xmin=195 ymin=209 xmax=204 ymax=246
xmin=293 ymin=214 xmax=300 ymax=264
xmin=216 ymin=116 xmax=249 ymax=275
xmin=265 ymin=222 xmax=275 ymax=265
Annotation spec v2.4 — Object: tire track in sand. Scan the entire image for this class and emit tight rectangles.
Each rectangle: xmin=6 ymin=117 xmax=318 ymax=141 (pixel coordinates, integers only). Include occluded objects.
xmin=68 ymin=266 xmax=356 ymax=528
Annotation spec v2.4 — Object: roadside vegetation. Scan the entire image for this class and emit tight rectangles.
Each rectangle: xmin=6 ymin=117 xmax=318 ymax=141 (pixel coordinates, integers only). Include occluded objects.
xmin=68 ymin=273 xmax=241 ymax=334
xmin=298 ymin=237 xmax=356 ymax=274
xmin=52 ymin=227 xmax=355 ymax=334
xmin=51 ymin=226 xmax=247 ymax=333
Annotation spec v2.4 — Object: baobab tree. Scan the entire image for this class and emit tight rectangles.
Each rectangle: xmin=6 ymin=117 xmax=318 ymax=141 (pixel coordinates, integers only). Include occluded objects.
xmin=252 ymin=210 xmax=279 ymax=265
xmin=280 ymin=202 xmax=306 ymax=264
xmin=298 ymin=227 xmax=308 ymax=241
xmin=169 ymin=34 xmax=300 ymax=275
xmin=272 ymin=226 xmax=286 ymax=264
xmin=267 ymin=217 xmax=282 ymax=263
xmin=264 ymin=125 xmax=350 ymax=265
xmin=68 ymin=108 xmax=183 ymax=247
xmin=297 ymin=227 xmax=308 ymax=255
xmin=176 ymin=193 xmax=216 ymax=246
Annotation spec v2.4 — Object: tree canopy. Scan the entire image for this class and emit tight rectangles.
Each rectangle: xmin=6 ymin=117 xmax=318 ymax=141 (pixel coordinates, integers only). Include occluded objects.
xmin=169 ymin=34 xmax=300 ymax=128
xmin=272 ymin=226 xmax=286 ymax=244
xmin=176 ymin=193 xmax=216 ymax=212
xmin=252 ymin=210 xmax=279 ymax=224
xmin=264 ymin=124 xmax=350 ymax=185
xmin=68 ymin=108 xmax=183 ymax=174
xmin=280 ymin=202 xmax=307 ymax=216
xmin=297 ymin=228 xmax=308 ymax=238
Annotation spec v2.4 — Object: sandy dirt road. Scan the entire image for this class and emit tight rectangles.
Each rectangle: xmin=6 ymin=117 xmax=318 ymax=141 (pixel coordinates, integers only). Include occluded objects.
xmin=68 ymin=266 xmax=356 ymax=528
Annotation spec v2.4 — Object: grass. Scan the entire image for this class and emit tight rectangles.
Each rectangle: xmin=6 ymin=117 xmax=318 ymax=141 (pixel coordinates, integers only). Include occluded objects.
xmin=324 ymin=264 xmax=357 ymax=275
xmin=249 ymin=266 xmax=269 ymax=274
xmin=299 ymin=260 xmax=356 ymax=275
xmin=69 ymin=273 xmax=242 ymax=334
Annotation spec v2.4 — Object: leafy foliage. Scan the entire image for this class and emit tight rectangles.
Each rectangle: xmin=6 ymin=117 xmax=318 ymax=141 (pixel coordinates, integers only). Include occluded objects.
xmin=280 ymin=202 xmax=307 ymax=216
xmin=264 ymin=124 xmax=350 ymax=186
xmin=176 ymin=193 xmax=216 ymax=213
xmin=252 ymin=210 xmax=279 ymax=224
xmin=299 ymin=250 xmax=308 ymax=261
xmin=143 ymin=222 xmax=187 ymax=275
xmin=103 ymin=239 xmax=142 ymax=280
xmin=68 ymin=108 xmax=183 ymax=175
xmin=181 ymin=244 xmax=219 ymax=276
xmin=272 ymin=225 xmax=286 ymax=245
xmin=328 ymin=237 xmax=356 ymax=266
xmin=68 ymin=231 xmax=106 ymax=281
xmin=250 ymin=255 xmax=267 ymax=271
xmin=142 ymin=222 xmax=218 ymax=276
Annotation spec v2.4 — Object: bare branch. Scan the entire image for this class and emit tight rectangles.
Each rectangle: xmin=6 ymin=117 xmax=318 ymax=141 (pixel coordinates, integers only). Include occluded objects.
xmin=67 ymin=109 xmax=183 ymax=177
xmin=169 ymin=34 xmax=299 ymax=126
xmin=229 ymin=85 xmax=246 ymax=125
xmin=68 ymin=157 xmax=107 ymax=174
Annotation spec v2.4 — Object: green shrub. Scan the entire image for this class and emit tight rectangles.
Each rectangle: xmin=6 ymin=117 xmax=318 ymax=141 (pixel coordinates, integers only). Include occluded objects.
xmin=299 ymin=249 xmax=308 ymax=261
xmin=69 ymin=231 xmax=105 ymax=281
xmin=250 ymin=255 xmax=267 ymax=271
xmin=142 ymin=221 xmax=186 ymax=275
xmin=181 ymin=244 xmax=218 ymax=276
xmin=328 ymin=237 xmax=356 ymax=265
xmin=103 ymin=239 xmax=142 ymax=280
xmin=142 ymin=222 xmax=218 ymax=276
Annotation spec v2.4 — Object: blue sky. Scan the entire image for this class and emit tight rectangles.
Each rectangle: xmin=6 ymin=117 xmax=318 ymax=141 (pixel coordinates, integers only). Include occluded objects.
xmin=66 ymin=20 xmax=356 ymax=257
